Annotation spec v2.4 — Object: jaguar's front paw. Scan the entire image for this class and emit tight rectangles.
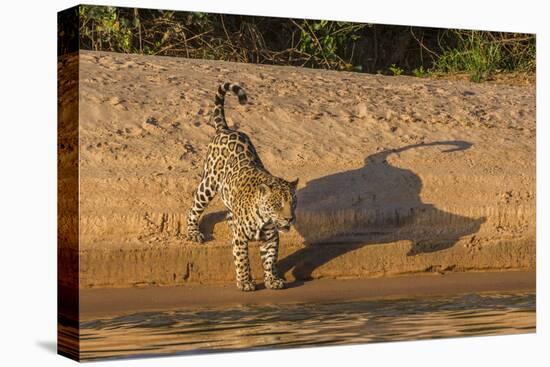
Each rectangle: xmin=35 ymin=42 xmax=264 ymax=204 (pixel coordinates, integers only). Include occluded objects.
xmin=237 ymin=279 xmax=256 ymax=292
xmin=186 ymin=230 xmax=204 ymax=243
xmin=265 ymin=276 xmax=285 ymax=290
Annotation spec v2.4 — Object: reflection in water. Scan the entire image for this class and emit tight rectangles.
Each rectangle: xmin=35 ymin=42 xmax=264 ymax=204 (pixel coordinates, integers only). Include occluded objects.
xmin=64 ymin=292 xmax=535 ymax=361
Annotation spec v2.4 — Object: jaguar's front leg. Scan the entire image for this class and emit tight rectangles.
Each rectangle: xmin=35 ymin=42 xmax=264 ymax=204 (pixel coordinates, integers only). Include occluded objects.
xmin=232 ymin=236 xmax=256 ymax=291
xmin=260 ymin=228 xmax=285 ymax=289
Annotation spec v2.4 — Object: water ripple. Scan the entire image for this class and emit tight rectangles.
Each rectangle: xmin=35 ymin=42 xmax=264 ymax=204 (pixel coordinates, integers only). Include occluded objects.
xmin=64 ymin=292 xmax=535 ymax=361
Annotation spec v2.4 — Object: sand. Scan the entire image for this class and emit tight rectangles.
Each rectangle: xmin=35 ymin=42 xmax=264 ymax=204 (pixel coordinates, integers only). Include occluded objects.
xmin=58 ymin=51 xmax=535 ymax=288
xmin=77 ymin=271 xmax=535 ymax=320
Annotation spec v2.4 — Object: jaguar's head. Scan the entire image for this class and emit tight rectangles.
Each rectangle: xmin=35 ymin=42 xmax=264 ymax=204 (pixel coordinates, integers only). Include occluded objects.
xmin=258 ymin=178 xmax=299 ymax=232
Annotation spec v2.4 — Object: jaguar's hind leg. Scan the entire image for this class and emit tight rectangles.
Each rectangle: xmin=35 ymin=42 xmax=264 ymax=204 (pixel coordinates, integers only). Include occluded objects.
xmin=186 ymin=177 xmax=216 ymax=243
xmin=226 ymin=211 xmax=235 ymax=232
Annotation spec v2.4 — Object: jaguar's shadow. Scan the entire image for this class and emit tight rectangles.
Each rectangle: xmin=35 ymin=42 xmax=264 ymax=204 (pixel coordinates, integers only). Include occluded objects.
xmin=278 ymin=140 xmax=486 ymax=282
xmin=199 ymin=211 xmax=227 ymax=241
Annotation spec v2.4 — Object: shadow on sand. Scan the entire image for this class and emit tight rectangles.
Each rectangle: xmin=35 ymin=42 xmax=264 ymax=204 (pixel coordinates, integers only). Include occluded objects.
xmin=277 ymin=141 xmax=486 ymax=281
xmin=199 ymin=141 xmax=485 ymax=284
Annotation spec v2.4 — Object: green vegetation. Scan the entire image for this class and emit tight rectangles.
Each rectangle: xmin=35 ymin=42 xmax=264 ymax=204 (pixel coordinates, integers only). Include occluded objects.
xmin=388 ymin=64 xmax=404 ymax=76
xmin=412 ymin=66 xmax=427 ymax=78
xmin=432 ymin=30 xmax=535 ymax=82
xmin=79 ymin=6 xmax=134 ymax=53
xmin=295 ymin=20 xmax=368 ymax=70
xmin=62 ymin=5 xmax=535 ymax=82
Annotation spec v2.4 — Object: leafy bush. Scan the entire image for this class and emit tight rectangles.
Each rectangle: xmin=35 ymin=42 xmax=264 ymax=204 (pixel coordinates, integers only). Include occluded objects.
xmin=67 ymin=5 xmax=535 ymax=82
xmin=79 ymin=6 xmax=134 ymax=53
xmin=296 ymin=20 xmax=368 ymax=70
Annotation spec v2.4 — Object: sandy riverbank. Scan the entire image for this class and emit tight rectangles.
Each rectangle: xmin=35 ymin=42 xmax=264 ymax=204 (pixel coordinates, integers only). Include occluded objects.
xmin=58 ymin=51 xmax=535 ymax=288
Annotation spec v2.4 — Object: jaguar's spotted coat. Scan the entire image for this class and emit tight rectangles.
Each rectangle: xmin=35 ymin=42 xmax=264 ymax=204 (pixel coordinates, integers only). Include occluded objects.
xmin=186 ymin=82 xmax=298 ymax=291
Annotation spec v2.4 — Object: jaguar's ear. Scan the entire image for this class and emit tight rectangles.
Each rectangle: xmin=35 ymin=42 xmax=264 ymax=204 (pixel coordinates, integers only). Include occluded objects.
xmin=259 ymin=183 xmax=272 ymax=196
xmin=289 ymin=178 xmax=299 ymax=188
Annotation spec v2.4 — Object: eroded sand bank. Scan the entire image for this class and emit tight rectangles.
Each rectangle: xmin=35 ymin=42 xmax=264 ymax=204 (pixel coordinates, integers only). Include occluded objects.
xmin=58 ymin=51 xmax=535 ymax=288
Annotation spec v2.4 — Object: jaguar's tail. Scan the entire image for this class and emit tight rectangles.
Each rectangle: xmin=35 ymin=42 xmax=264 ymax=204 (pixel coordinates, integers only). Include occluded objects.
xmin=212 ymin=82 xmax=247 ymax=131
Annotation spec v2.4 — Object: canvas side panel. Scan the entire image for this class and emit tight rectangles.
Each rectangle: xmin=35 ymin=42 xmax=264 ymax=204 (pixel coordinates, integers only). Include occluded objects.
xmin=57 ymin=5 xmax=80 ymax=362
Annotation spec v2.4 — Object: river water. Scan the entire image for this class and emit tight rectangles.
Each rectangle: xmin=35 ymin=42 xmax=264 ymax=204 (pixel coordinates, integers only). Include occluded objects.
xmin=66 ymin=292 xmax=535 ymax=361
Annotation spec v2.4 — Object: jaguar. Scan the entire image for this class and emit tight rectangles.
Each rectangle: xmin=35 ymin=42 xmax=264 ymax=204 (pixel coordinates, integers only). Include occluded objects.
xmin=186 ymin=82 xmax=298 ymax=291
